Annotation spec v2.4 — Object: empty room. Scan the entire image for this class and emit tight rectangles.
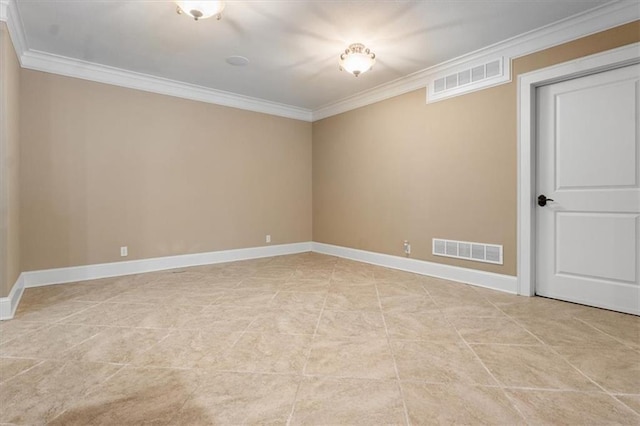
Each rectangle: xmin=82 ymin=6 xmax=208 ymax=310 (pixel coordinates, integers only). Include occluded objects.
xmin=1 ymin=0 xmax=639 ymax=424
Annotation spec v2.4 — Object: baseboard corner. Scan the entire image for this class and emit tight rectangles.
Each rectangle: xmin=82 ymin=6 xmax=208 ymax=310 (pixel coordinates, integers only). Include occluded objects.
xmin=311 ymin=242 xmax=518 ymax=294
xmin=0 ymin=273 xmax=25 ymax=321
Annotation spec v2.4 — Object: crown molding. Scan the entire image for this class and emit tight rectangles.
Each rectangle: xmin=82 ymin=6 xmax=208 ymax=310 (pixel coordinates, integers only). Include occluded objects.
xmin=20 ymin=49 xmax=313 ymax=121
xmin=312 ymin=0 xmax=639 ymax=121
xmin=1 ymin=0 xmax=26 ymax=60
xmin=0 ymin=0 xmax=7 ymax=21
xmin=1 ymin=0 xmax=638 ymax=122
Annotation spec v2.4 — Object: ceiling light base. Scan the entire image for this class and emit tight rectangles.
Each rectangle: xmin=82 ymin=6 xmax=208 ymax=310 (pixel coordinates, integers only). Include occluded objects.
xmin=339 ymin=43 xmax=376 ymax=77
xmin=175 ymin=1 xmax=225 ymax=21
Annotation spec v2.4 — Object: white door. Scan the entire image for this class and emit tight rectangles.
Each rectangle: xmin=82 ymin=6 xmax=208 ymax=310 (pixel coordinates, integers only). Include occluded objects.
xmin=536 ymin=64 xmax=640 ymax=315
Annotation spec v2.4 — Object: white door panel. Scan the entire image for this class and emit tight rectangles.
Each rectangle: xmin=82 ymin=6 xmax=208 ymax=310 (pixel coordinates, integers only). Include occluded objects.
xmin=556 ymin=213 xmax=637 ymax=283
xmin=555 ymin=77 xmax=638 ymax=189
xmin=536 ymin=64 xmax=640 ymax=315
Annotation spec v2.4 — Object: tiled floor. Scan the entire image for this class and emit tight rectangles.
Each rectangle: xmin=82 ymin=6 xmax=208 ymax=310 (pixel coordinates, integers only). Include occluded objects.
xmin=1 ymin=252 xmax=639 ymax=425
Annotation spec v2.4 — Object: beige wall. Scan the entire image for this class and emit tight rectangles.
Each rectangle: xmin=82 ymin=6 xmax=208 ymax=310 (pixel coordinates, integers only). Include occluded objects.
xmin=20 ymin=71 xmax=312 ymax=271
xmin=0 ymin=22 xmax=21 ymax=297
xmin=9 ymin=20 xmax=640 ymax=279
xmin=313 ymin=21 xmax=640 ymax=276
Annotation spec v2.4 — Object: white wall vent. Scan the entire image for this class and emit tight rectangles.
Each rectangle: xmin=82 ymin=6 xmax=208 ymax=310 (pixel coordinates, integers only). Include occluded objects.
xmin=427 ymin=57 xmax=510 ymax=104
xmin=432 ymin=238 xmax=503 ymax=265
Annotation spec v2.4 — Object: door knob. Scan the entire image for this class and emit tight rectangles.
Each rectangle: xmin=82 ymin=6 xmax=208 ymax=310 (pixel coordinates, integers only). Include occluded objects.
xmin=537 ymin=194 xmax=554 ymax=207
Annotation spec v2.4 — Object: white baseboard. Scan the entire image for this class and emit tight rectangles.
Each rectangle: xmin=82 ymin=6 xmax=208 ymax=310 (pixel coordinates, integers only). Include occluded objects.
xmin=3 ymin=240 xmax=518 ymax=320
xmin=312 ymin=242 xmax=518 ymax=294
xmin=23 ymin=242 xmax=312 ymax=289
xmin=0 ymin=273 xmax=25 ymax=320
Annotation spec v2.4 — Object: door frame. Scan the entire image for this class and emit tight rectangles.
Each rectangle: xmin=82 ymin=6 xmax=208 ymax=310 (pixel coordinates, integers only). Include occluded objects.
xmin=517 ymin=42 xmax=640 ymax=296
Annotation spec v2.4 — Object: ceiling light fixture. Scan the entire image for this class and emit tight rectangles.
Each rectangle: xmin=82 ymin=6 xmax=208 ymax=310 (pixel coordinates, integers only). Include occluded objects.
xmin=339 ymin=43 xmax=376 ymax=77
xmin=176 ymin=1 xmax=225 ymax=21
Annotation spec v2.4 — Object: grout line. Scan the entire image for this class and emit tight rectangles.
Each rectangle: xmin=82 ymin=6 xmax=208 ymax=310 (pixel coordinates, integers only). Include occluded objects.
xmin=572 ymin=316 xmax=639 ymax=351
xmin=12 ymin=254 xmax=638 ymax=423
xmin=0 ymin=359 xmax=46 ymax=385
xmin=375 ymin=282 xmax=411 ymax=426
xmin=489 ymin=303 xmax=611 ymax=393
xmin=285 ymin=259 xmax=337 ymax=426
xmin=486 ymin=297 xmax=640 ymax=419
xmin=428 ymin=291 xmax=531 ymax=423
xmin=47 ymin=362 xmax=129 ymax=425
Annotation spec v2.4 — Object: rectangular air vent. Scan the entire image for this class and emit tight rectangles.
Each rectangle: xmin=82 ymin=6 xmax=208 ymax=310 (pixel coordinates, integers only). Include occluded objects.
xmin=427 ymin=57 xmax=510 ymax=103
xmin=432 ymin=238 xmax=503 ymax=265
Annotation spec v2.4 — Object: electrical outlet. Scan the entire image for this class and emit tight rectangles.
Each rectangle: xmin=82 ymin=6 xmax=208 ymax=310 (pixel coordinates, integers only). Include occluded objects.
xmin=266 ymin=235 xmax=271 ymax=243
xmin=120 ymin=246 xmax=128 ymax=257
xmin=403 ymin=240 xmax=411 ymax=255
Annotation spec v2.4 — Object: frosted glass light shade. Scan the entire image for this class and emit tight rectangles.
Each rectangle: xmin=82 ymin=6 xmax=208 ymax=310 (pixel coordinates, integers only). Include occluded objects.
xmin=339 ymin=43 xmax=376 ymax=77
xmin=176 ymin=1 xmax=225 ymax=20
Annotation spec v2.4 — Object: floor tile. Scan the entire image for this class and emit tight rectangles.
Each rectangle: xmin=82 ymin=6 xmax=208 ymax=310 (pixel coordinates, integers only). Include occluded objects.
xmin=209 ymin=289 xmax=276 ymax=306
xmin=373 ymin=268 xmax=422 ymax=282
xmin=4 ymin=254 xmax=636 ymax=424
xmin=376 ymin=280 xmax=427 ymax=297
xmin=0 ymin=358 xmax=41 ymax=384
xmin=379 ymin=295 xmax=439 ymax=314
xmin=58 ymin=302 xmax=151 ymax=327
xmin=60 ymin=278 xmax=134 ymax=303
xmin=279 ymin=278 xmax=331 ymax=292
xmin=431 ymin=294 xmax=505 ymax=318
xmin=247 ymin=307 xmax=321 ymax=334
xmin=554 ymin=344 xmax=640 ymax=394
xmin=392 ymin=340 xmax=496 ymax=385
xmin=290 ymin=377 xmax=405 ymax=425
xmin=270 ymin=291 xmax=327 ymax=310
xmin=506 ymin=389 xmax=640 ymax=425
xmin=422 ymin=277 xmax=480 ymax=298
xmin=316 ymin=310 xmax=386 ymax=338
xmin=384 ymin=312 xmax=461 ymax=342
xmin=0 ymin=319 xmax=48 ymax=344
xmin=331 ymin=269 xmax=375 ymax=285
xmin=234 ymin=278 xmax=287 ymax=291
xmin=214 ymin=332 xmax=312 ymax=374
xmin=324 ymin=285 xmax=380 ymax=311
xmin=130 ymin=329 xmax=240 ymax=368
xmin=617 ymin=395 xmax=640 ymax=415
xmin=49 ymin=366 xmax=200 ymax=425
xmin=402 ymin=382 xmax=526 ymax=425
xmin=171 ymin=372 xmax=299 ymax=425
xmin=305 ymin=336 xmax=396 ymax=379
xmin=517 ymin=317 xmax=622 ymax=347
xmin=0 ymin=360 xmax=122 ymax=424
xmin=66 ymin=327 xmax=171 ymax=364
xmin=451 ymin=316 xmax=540 ymax=345
xmin=574 ymin=310 xmax=640 ymax=350
xmin=16 ymin=285 xmax=84 ymax=308
xmin=471 ymin=344 xmax=598 ymax=390
xmin=13 ymin=300 xmax=98 ymax=322
xmin=499 ymin=297 xmax=592 ymax=319
xmin=179 ymin=305 xmax=258 ymax=330
xmin=291 ymin=269 xmax=333 ymax=281
xmin=0 ymin=324 xmax=103 ymax=359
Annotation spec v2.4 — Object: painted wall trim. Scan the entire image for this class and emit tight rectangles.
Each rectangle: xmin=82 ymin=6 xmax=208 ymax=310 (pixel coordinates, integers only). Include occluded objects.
xmin=0 ymin=273 xmax=24 ymax=320
xmin=312 ymin=242 xmax=518 ymax=294
xmin=517 ymin=42 xmax=640 ymax=296
xmin=313 ymin=0 xmax=639 ymax=120
xmin=19 ymin=49 xmax=313 ymax=122
xmin=3 ymin=240 xmax=521 ymax=319
xmin=2 ymin=0 xmax=638 ymax=122
xmin=0 ymin=0 xmax=26 ymax=60
xmin=22 ymin=242 xmax=312 ymax=289
xmin=0 ymin=0 xmax=7 ymax=21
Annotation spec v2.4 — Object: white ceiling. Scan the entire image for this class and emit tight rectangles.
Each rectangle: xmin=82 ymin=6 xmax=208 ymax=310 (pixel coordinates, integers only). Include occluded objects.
xmin=15 ymin=0 xmax=615 ymax=110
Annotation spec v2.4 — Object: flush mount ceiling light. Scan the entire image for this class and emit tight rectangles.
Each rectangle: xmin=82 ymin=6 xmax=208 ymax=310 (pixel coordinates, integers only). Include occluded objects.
xmin=339 ymin=43 xmax=376 ymax=77
xmin=176 ymin=1 xmax=225 ymax=21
